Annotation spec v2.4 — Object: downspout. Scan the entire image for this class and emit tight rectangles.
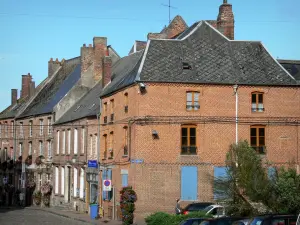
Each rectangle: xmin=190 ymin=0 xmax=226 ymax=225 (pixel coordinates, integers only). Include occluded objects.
xmin=233 ymin=85 xmax=239 ymax=144
xmin=97 ymin=97 xmax=102 ymax=208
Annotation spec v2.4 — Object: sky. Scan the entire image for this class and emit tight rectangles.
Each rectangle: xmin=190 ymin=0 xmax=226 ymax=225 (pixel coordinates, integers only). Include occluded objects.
xmin=0 ymin=0 xmax=299 ymax=110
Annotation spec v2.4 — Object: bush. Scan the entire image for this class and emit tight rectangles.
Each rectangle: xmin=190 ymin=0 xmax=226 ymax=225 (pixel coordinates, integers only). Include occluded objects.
xmin=145 ymin=211 xmax=212 ymax=225
xmin=120 ymin=186 xmax=137 ymax=225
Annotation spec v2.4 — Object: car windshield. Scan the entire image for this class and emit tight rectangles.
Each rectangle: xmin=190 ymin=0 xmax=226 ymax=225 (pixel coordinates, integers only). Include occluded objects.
xmin=249 ymin=218 xmax=264 ymax=225
xmin=188 ymin=204 xmax=212 ymax=211
xmin=203 ymin=205 xmax=214 ymax=213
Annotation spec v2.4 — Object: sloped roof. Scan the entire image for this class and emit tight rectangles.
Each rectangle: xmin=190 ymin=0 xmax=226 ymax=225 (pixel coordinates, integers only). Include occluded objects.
xmin=17 ymin=58 xmax=81 ymax=119
xmin=278 ymin=59 xmax=300 ymax=81
xmin=0 ymin=98 xmax=28 ymax=120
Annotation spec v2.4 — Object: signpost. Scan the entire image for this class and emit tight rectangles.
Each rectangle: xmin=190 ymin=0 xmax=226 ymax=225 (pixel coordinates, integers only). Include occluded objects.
xmin=103 ymin=179 xmax=112 ymax=191
xmin=88 ymin=160 xmax=98 ymax=168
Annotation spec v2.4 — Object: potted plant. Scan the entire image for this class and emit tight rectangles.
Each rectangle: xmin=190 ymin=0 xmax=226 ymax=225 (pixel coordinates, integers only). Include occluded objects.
xmin=120 ymin=186 xmax=137 ymax=225
xmin=25 ymin=155 xmax=32 ymax=166
xmin=33 ymin=191 xmax=42 ymax=205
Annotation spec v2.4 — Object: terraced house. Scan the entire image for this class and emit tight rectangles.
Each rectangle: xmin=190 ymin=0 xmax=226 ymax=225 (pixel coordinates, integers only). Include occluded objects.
xmin=98 ymin=1 xmax=300 ymax=223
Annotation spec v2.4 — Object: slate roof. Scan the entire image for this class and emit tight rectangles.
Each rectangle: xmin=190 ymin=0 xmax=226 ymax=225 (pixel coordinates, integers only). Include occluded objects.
xmin=278 ymin=59 xmax=300 ymax=81
xmin=17 ymin=58 xmax=81 ymax=119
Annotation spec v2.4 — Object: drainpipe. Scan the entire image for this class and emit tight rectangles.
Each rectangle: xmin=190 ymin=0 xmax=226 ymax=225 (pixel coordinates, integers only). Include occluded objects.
xmin=233 ymin=85 xmax=239 ymax=144
xmin=97 ymin=97 xmax=102 ymax=208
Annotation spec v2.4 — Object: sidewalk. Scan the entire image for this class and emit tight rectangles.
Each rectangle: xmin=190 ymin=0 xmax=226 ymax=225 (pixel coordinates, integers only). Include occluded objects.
xmin=29 ymin=206 xmax=123 ymax=225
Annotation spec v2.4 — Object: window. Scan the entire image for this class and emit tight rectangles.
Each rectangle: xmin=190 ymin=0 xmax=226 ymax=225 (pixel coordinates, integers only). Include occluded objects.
xmin=48 ymin=117 xmax=52 ymax=134
xmin=74 ymin=128 xmax=78 ymax=155
xmin=39 ymin=119 xmax=44 ymax=135
xmin=79 ymin=168 xmax=84 ymax=199
xmin=94 ymin=134 xmax=98 ymax=156
xmin=121 ymin=170 xmax=128 ymax=187
xmin=251 ymin=92 xmax=264 ymax=112
xmin=67 ymin=129 xmax=71 ymax=154
xmin=109 ymin=132 xmax=114 ymax=158
xmin=103 ymin=102 xmax=108 ymax=123
xmin=103 ymin=135 xmax=107 ymax=159
xmin=81 ymin=127 xmax=85 ymax=154
xmin=55 ymin=167 xmax=59 ymax=194
xmin=124 ymin=127 xmax=128 ymax=156
xmin=214 ymin=167 xmax=228 ymax=200
xmin=39 ymin=141 xmax=43 ymax=156
xmin=28 ymin=142 xmax=32 ymax=155
xmin=29 ymin=121 xmax=33 ymax=137
xmin=181 ymin=125 xmax=197 ymax=155
xmin=11 ymin=121 xmax=14 ymax=138
xmin=48 ymin=140 xmax=52 ymax=158
xmin=19 ymin=143 xmax=23 ymax=156
xmin=250 ymin=126 xmax=265 ymax=154
xmin=61 ymin=167 xmax=65 ymax=195
xmin=102 ymin=169 xmax=112 ymax=201
xmin=186 ymin=91 xmax=200 ymax=111
xmin=19 ymin=122 xmax=23 ymax=137
xmin=181 ymin=166 xmax=197 ymax=200
xmin=0 ymin=123 xmax=2 ymax=138
xmin=56 ymin=131 xmax=60 ymax=155
xmin=39 ymin=174 xmax=42 ymax=190
xmin=110 ymin=99 xmax=114 ymax=122
xmin=124 ymin=93 xmax=128 ymax=113
xmin=62 ymin=130 xmax=66 ymax=154
xmin=73 ymin=168 xmax=78 ymax=197
xmin=90 ymin=135 xmax=93 ymax=156
xmin=5 ymin=122 xmax=8 ymax=137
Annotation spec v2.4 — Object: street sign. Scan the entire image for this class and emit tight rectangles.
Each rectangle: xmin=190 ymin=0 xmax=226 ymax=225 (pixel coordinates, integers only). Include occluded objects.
xmin=131 ymin=159 xmax=144 ymax=164
xmin=88 ymin=160 xmax=98 ymax=168
xmin=103 ymin=179 xmax=111 ymax=191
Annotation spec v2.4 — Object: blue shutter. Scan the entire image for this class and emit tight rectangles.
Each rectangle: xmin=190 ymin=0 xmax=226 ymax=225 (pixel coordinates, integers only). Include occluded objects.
xmin=122 ymin=174 xmax=128 ymax=187
xmin=214 ymin=167 xmax=227 ymax=200
xmin=181 ymin=166 xmax=197 ymax=200
xmin=108 ymin=169 xmax=112 ymax=200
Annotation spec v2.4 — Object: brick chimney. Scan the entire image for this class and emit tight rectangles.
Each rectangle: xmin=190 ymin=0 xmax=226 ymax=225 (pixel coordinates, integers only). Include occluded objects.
xmin=217 ymin=0 xmax=234 ymax=40
xmin=21 ymin=73 xmax=35 ymax=98
xmin=48 ymin=58 xmax=61 ymax=77
xmin=93 ymin=37 xmax=107 ymax=82
xmin=11 ymin=89 xmax=18 ymax=105
xmin=103 ymin=56 xmax=112 ymax=87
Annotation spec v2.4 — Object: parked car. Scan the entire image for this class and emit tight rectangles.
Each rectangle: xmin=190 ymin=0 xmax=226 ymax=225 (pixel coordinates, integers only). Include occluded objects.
xmin=202 ymin=205 xmax=226 ymax=218
xmin=181 ymin=202 xmax=214 ymax=215
xmin=249 ymin=214 xmax=297 ymax=225
xmin=232 ymin=219 xmax=251 ymax=225
xmin=200 ymin=217 xmax=246 ymax=225
xmin=180 ymin=218 xmax=207 ymax=225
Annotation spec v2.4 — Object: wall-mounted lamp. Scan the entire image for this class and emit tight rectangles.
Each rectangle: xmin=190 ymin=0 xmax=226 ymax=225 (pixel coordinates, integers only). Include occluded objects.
xmin=139 ymin=83 xmax=146 ymax=93
xmin=233 ymin=84 xmax=238 ymax=95
xmin=152 ymin=130 xmax=159 ymax=139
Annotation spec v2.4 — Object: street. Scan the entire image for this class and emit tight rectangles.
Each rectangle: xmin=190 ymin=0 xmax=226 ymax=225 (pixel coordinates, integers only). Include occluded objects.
xmin=0 ymin=207 xmax=91 ymax=225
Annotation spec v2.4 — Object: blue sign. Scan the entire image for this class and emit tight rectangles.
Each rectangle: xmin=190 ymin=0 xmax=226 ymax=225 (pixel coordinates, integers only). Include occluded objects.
xmin=88 ymin=160 xmax=98 ymax=168
xmin=131 ymin=159 xmax=144 ymax=164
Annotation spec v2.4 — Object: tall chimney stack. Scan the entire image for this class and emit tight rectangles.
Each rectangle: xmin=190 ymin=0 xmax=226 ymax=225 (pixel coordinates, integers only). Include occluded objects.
xmin=11 ymin=89 xmax=18 ymax=105
xmin=217 ymin=0 xmax=234 ymax=40
xmin=21 ymin=73 xmax=35 ymax=98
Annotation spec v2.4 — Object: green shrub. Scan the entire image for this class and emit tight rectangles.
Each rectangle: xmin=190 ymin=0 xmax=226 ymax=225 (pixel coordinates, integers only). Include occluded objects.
xmin=145 ymin=211 xmax=212 ymax=225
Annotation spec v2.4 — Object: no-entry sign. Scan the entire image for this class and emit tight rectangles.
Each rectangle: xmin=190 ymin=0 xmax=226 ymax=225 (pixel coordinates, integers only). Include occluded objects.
xmin=103 ymin=179 xmax=112 ymax=191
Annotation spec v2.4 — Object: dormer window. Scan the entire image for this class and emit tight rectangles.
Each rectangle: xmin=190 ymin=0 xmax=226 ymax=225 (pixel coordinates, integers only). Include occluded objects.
xmin=182 ymin=62 xmax=192 ymax=70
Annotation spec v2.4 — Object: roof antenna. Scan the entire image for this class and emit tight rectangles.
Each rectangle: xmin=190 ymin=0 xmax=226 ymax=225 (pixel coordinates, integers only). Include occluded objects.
xmin=161 ymin=0 xmax=177 ymax=24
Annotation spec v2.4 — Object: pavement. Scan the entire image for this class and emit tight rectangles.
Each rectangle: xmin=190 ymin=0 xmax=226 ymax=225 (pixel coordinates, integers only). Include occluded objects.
xmin=0 ymin=206 xmax=123 ymax=225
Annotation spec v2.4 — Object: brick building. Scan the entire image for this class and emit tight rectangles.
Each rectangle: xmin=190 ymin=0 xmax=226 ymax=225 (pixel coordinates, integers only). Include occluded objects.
xmin=98 ymin=20 xmax=300 ymax=224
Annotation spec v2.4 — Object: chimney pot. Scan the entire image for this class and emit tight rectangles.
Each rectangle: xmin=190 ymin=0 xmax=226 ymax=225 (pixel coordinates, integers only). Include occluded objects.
xmin=55 ymin=58 xmax=59 ymax=62
xmin=83 ymin=44 xmax=86 ymax=47
xmin=11 ymin=89 xmax=18 ymax=105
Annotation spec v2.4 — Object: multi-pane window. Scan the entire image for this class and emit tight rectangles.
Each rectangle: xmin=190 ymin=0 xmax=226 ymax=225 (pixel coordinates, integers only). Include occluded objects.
xmin=19 ymin=122 xmax=23 ymax=137
xmin=181 ymin=125 xmax=197 ymax=155
xmin=94 ymin=134 xmax=98 ymax=156
xmin=62 ymin=130 xmax=66 ymax=154
xmin=81 ymin=128 xmax=85 ymax=154
xmin=39 ymin=119 xmax=44 ymax=135
xmin=11 ymin=121 xmax=14 ymax=138
xmin=103 ymin=135 xmax=107 ymax=159
xmin=251 ymin=92 xmax=264 ymax=112
xmin=74 ymin=128 xmax=78 ymax=155
xmin=186 ymin=91 xmax=200 ymax=111
xmin=110 ymin=99 xmax=114 ymax=122
xmin=67 ymin=129 xmax=71 ymax=155
xmin=19 ymin=143 xmax=23 ymax=156
xmin=29 ymin=121 xmax=33 ymax=137
xmin=57 ymin=131 xmax=60 ymax=155
xmin=55 ymin=167 xmax=59 ymax=194
xmin=250 ymin=126 xmax=266 ymax=154
xmin=28 ymin=142 xmax=32 ymax=155
xmin=39 ymin=141 xmax=44 ymax=156
xmin=48 ymin=117 xmax=52 ymax=134
xmin=103 ymin=102 xmax=108 ymax=123
xmin=61 ymin=167 xmax=65 ymax=195
xmin=48 ymin=140 xmax=52 ymax=158
xmin=124 ymin=93 xmax=128 ymax=113
xmin=109 ymin=132 xmax=114 ymax=158
xmin=124 ymin=127 xmax=128 ymax=156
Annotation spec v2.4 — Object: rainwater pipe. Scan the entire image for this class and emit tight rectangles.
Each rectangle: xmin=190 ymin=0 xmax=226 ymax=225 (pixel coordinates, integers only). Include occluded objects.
xmin=233 ymin=84 xmax=239 ymax=145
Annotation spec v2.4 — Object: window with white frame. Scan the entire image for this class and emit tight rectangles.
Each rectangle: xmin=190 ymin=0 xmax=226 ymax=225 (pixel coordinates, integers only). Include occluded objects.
xmin=48 ymin=117 xmax=52 ymax=134
xmin=74 ymin=128 xmax=78 ymax=155
xmin=48 ymin=140 xmax=52 ymax=158
xmin=62 ymin=130 xmax=66 ymax=154
xmin=39 ymin=141 xmax=43 ymax=156
xmin=55 ymin=167 xmax=59 ymax=194
xmin=19 ymin=122 xmax=23 ymax=137
xmin=81 ymin=127 xmax=85 ymax=154
xmin=19 ymin=143 xmax=22 ymax=156
xmin=90 ymin=135 xmax=93 ymax=156
xmin=39 ymin=119 xmax=44 ymax=135
xmin=94 ymin=134 xmax=98 ymax=156
xmin=29 ymin=121 xmax=33 ymax=137
xmin=57 ymin=131 xmax=60 ymax=155
xmin=73 ymin=168 xmax=78 ymax=197
xmin=67 ymin=129 xmax=71 ymax=155
xmin=11 ymin=121 xmax=14 ymax=138
xmin=61 ymin=167 xmax=65 ymax=195
xmin=79 ymin=168 xmax=84 ymax=199
xmin=28 ymin=142 xmax=32 ymax=155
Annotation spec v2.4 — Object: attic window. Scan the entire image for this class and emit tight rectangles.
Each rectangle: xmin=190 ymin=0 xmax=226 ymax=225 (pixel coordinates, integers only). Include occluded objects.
xmin=74 ymin=105 xmax=81 ymax=112
xmin=182 ymin=62 xmax=192 ymax=70
xmin=89 ymin=103 xmax=96 ymax=110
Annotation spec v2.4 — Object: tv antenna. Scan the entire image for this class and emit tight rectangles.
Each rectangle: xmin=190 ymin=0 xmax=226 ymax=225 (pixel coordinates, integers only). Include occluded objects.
xmin=161 ymin=0 xmax=177 ymax=24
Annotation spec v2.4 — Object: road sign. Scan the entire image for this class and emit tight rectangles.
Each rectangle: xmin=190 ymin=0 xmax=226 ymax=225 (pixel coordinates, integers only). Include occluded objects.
xmin=103 ymin=179 xmax=111 ymax=191
xmin=131 ymin=159 xmax=144 ymax=164
xmin=88 ymin=160 xmax=98 ymax=168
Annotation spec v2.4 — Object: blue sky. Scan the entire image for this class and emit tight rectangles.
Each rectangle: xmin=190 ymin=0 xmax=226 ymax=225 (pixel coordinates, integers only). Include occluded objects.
xmin=0 ymin=0 xmax=299 ymax=110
